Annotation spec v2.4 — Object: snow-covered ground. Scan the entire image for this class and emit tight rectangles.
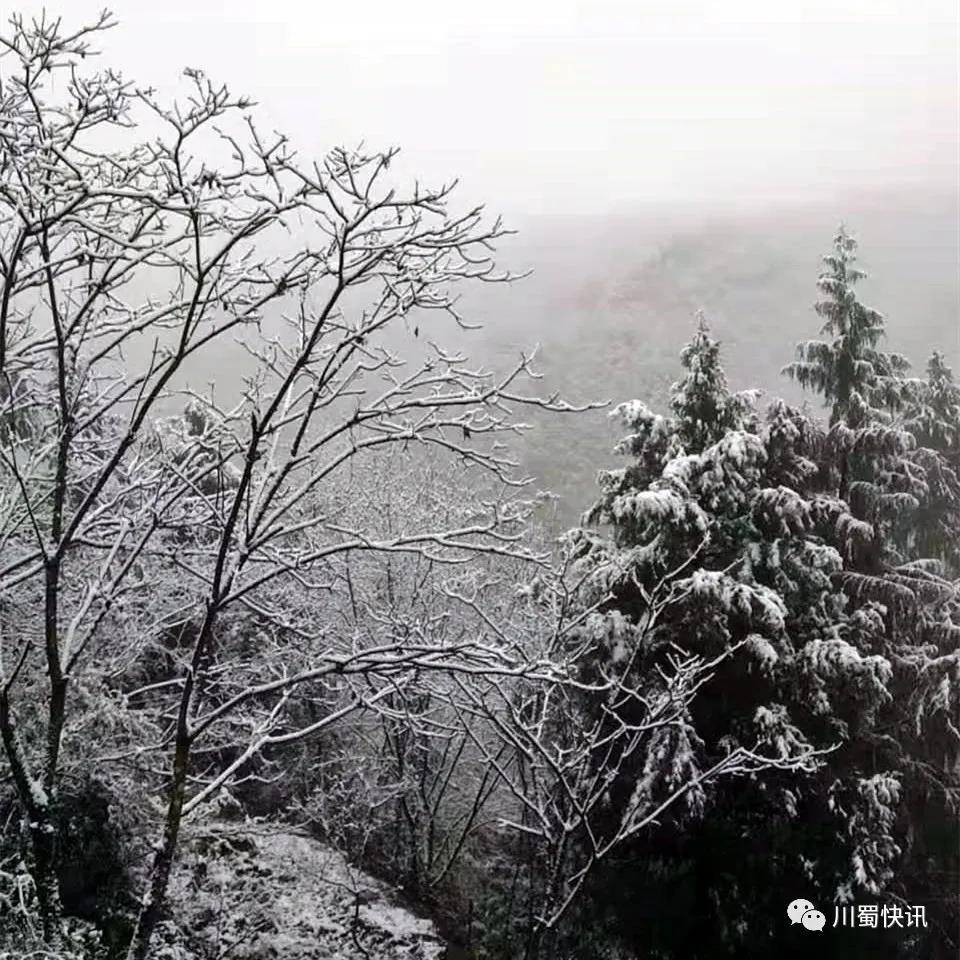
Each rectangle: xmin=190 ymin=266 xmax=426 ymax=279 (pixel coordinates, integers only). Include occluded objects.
xmin=156 ymin=821 xmax=446 ymax=960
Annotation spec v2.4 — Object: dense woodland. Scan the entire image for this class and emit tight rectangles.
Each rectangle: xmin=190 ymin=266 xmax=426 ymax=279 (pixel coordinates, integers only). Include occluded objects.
xmin=0 ymin=12 xmax=957 ymax=960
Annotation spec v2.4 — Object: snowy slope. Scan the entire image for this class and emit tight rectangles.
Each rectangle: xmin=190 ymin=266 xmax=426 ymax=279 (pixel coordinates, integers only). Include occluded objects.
xmin=155 ymin=821 xmax=445 ymax=960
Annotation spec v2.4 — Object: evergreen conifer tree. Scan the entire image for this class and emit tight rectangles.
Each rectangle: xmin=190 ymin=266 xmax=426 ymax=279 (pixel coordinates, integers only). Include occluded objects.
xmin=900 ymin=352 xmax=960 ymax=571
xmin=571 ymin=237 xmax=959 ymax=958
xmin=784 ymin=227 xmax=909 ymax=429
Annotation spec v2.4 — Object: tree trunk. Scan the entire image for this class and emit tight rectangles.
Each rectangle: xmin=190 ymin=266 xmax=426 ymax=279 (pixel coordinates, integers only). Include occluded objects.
xmin=0 ymin=690 xmax=65 ymax=945
xmin=125 ymin=693 xmax=192 ymax=960
xmin=30 ymin=817 xmax=64 ymax=946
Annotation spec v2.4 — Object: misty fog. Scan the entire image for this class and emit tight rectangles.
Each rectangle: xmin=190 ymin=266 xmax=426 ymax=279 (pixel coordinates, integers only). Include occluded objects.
xmin=7 ymin=1 xmax=957 ymax=522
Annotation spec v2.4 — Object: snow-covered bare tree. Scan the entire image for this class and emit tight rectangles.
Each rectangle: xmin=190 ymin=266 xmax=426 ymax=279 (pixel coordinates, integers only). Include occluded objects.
xmin=438 ymin=511 xmax=823 ymax=959
xmin=0 ymin=11 xmax=594 ymax=958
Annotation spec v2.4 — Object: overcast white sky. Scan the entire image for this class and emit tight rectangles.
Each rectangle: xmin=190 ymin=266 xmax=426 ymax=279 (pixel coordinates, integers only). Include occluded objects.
xmin=7 ymin=0 xmax=960 ymax=217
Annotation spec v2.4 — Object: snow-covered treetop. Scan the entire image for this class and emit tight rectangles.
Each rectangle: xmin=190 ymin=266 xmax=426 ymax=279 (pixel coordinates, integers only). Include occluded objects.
xmin=670 ymin=312 xmax=754 ymax=452
xmin=903 ymin=351 xmax=960 ymax=453
xmin=784 ymin=228 xmax=910 ymax=428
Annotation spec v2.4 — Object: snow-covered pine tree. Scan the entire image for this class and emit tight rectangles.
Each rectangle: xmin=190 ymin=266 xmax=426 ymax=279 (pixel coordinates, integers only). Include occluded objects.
xmin=570 ymin=256 xmax=959 ymax=957
xmin=903 ymin=351 xmax=960 ymax=454
xmin=670 ymin=311 xmax=755 ymax=453
xmin=780 ymin=230 xmax=959 ymax=953
xmin=569 ymin=320 xmax=851 ymax=955
xmin=783 ymin=226 xmax=910 ymax=429
xmin=901 ymin=352 xmax=960 ymax=572
xmin=783 ymin=227 xmax=920 ymax=576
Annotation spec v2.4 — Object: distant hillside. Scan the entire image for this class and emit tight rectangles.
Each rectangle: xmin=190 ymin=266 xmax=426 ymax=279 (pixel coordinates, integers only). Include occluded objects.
xmin=160 ymin=188 xmax=959 ymax=528
xmin=468 ymin=188 xmax=960 ymax=525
